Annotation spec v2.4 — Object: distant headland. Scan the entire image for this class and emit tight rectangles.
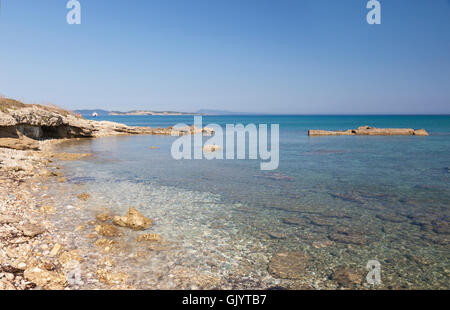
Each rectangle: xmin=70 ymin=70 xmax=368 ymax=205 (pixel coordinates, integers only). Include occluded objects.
xmin=74 ymin=109 xmax=203 ymax=117
xmin=74 ymin=109 xmax=253 ymax=117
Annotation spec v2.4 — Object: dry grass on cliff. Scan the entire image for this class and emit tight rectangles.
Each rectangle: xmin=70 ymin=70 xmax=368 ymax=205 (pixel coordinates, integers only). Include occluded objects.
xmin=0 ymin=96 xmax=73 ymax=116
xmin=0 ymin=97 xmax=26 ymax=112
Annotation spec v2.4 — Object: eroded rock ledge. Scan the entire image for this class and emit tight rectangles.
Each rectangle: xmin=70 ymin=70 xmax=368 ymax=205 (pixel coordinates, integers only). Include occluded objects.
xmin=308 ymin=126 xmax=429 ymax=136
xmin=0 ymin=98 xmax=213 ymax=151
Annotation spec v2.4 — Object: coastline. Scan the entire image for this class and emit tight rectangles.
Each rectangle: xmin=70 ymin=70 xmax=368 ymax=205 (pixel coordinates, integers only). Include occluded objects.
xmin=0 ymin=140 xmax=139 ymax=289
xmin=0 ymin=101 xmax=217 ymax=290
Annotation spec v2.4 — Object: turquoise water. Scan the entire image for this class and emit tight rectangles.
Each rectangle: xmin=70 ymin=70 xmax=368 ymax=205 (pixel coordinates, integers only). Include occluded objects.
xmin=50 ymin=115 xmax=449 ymax=289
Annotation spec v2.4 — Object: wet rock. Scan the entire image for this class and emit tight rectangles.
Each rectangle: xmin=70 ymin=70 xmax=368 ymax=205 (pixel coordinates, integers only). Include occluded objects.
xmin=58 ymin=250 xmax=83 ymax=268
xmin=23 ymin=266 xmax=66 ymax=290
xmin=136 ymin=233 xmax=161 ymax=242
xmin=112 ymin=207 xmax=152 ymax=230
xmin=97 ymin=257 xmax=115 ymax=268
xmin=268 ymin=252 xmax=309 ymax=279
xmin=39 ymin=205 xmax=56 ymax=214
xmin=20 ymin=223 xmax=46 ymax=237
xmin=376 ymin=213 xmax=408 ymax=223
xmin=96 ymin=268 xmax=128 ymax=285
xmin=95 ymin=224 xmax=119 ymax=237
xmin=96 ymin=213 xmax=112 ymax=222
xmin=282 ymin=217 xmax=308 ymax=226
xmin=432 ymin=220 xmax=449 ymax=234
xmin=95 ymin=239 xmax=120 ymax=253
xmin=77 ymin=193 xmax=91 ymax=201
xmin=331 ymin=268 xmax=363 ymax=287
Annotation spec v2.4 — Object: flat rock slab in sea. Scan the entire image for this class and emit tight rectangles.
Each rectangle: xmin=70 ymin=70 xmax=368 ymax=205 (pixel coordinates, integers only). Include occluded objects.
xmin=308 ymin=126 xmax=429 ymax=136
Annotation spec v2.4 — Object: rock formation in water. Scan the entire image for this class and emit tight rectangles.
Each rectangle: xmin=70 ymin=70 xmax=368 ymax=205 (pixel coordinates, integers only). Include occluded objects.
xmin=0 ymin=97 xmax=214 ymax=150
xmin=308 ymin=126 xmax=429 ymax=136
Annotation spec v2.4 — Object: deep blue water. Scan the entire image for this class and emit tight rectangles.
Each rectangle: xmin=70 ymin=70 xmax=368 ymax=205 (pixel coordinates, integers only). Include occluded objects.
xmin=51 ymin=115 xmax=450 ymax=289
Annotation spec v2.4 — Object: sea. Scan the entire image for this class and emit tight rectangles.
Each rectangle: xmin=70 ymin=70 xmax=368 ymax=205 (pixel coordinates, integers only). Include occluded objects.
xmin=46 ymin=115 xmax=450 ymax=289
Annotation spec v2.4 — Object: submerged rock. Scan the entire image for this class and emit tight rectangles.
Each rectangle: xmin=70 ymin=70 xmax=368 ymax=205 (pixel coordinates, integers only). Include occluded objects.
xmin=112 ymin=207 xmax=152 ymax=230
xmin=39 ymin=205 xmax=56 ymax=214
xmin=58 ymin=250 xmax=83 ymax=268
xmin=282 ymin=217 xmax=308 ymax=226
xmin=96 ymin=268 xmax=128 ymax=285
xmin=96 ymin=213 xmax=112 ymax=222
xmin=136 ymin=233 xmax=161 ymax=242
xmin=329 ymin=231 xmax=367 ymax=245
xmin=432 ymin=220 xmax=449 ymax=234
xmin=268 ymin=252 xmax=309 ymax=279
xmin=422 ymin=233 xmax=449 ymax=246
xmin=77 ymin=193 xmax=91 ymax=201
xmin=95 ymin=224 xmax=119 ymax=237
xmin=309 ymin=216 xmax=335 ymax=227
xmin=312 ymin=239 xmax=334 ymax=249
xmin=267 ymin=232 xmax=286 ymax=239
xmin=331 ymin=268 xmax=363 ymax=287
xmin=95 ymin=239 xmax=120 ymax=253
xmin=50 ymin=152 xmax=93 ymax=161
xmin=376 ymin=213 xmax=408 ymax=223
xmin=49 ymin=244 xmax=62 ymax=257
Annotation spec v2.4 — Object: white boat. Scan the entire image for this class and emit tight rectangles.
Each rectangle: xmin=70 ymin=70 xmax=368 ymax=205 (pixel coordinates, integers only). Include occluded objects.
xmin=92 ymin=112 xmax=98 ymax=117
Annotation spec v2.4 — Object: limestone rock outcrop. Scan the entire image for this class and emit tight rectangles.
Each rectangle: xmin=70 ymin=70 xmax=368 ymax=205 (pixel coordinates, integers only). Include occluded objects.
xmin=0 ymin=98 xmax=215 ymax=147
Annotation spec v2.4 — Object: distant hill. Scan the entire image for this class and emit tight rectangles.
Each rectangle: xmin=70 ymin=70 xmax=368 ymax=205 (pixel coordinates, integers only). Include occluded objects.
xmin=74 ymin=109 xmax=201 ymax=116
xmin=74 ymin=108 xmax=251 ymax=116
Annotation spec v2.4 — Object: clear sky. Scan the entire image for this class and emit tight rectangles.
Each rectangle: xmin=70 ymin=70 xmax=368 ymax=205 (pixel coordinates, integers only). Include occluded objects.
xmin=0 ymin=0 xmax=449 ymax=114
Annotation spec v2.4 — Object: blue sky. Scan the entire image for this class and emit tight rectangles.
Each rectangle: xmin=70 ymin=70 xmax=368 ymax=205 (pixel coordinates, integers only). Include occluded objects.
xmin=0 ymin=0 xmax=449 ymax=114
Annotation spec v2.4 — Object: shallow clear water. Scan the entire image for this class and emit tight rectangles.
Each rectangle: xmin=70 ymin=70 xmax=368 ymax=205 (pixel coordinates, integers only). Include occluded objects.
xmin=49 ymin=115 xmax=449 ymax=289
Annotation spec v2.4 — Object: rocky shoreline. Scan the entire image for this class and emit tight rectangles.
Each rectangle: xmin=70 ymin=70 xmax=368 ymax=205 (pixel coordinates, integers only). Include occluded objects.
xmin=0 ymin=98 xmax=213 ymax=152
xmin=0 ymin=99 xmax=215 ymax=290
